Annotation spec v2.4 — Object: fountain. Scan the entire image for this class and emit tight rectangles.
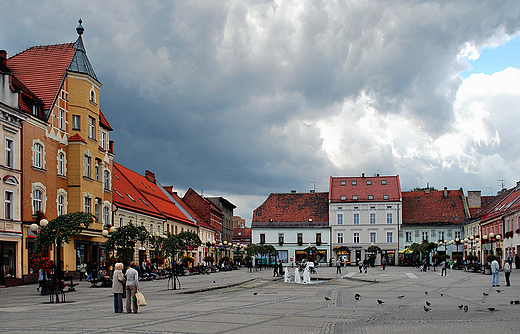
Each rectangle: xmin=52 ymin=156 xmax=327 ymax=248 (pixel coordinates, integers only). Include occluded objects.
xmin=302 ymin=267 xmax=311 ymax=284
xmin=294 ymin=267 xmax=301 ymax=283
xmin=284 ymin=268 xmax=290 ymax=282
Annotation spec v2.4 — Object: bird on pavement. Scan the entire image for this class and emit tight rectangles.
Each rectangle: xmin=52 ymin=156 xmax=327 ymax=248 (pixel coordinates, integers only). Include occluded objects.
xmin=324 ymin=296 xmax=331 ymax=301
xmin=213 ymin=281 xmax=216 ymax=283
xmin=464 ymin=305 xmax=468 ymax=312
xmin=510 ymin=300 xmax=514 ymax=305
xmin=377 ymin=299 xmax=384 ymax=304
xmin=488 ymin=307 xmax=495 ymax=311
xmin=425 ymin=291 xmax=428 ymax=295
xmin=253 ymin=292 xmax=258 ymax=295
xmin=398 ymin=295 xmax=405 ymax=299
xmin=496 ymin=290 xmax=502 ymax=293
xmin=354 ymin=293 xmax=361 ymax=301
xmin=515 ymin=300 xmax=520 ymax=305
xmin=425 ymin=301 xmax=431 ymax=306
xmin=483 ymin=292 xmax=489 ymax=296
xmin=458 ymin=305 xmax=464 ymax=309
xmin=440 ymin=293 xmax=444 ymax=296
xmin=423 ymin=305 xmax=431 ymax=312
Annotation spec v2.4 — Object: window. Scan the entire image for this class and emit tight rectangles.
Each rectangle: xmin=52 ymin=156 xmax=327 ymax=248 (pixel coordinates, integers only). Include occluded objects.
xmin=370 ymin=232 xmax=376 ymax=243
xmin=367 ymin=180 xmax=372 ymax=185
xmin=59 ymin=108 xmax=66 ymax=131
xmin=5 ymin=191 xmax=13 ymax=220
xmin=5 ymin=137 xmax=13 ymax=168
xmin=353 ymin=232 xmax=360 ymax=243
xmin=337 ymin=232 xmax=344 ymax=244
xmin=387 ymin=232 xmax=393 ymax=243
xmin=455 ymin=231 xmax=461 ymax=239
xmin=405 ymin=231 xmax=412 ymax=242
xmin=387 ymin=213 xmax=393 ymax=224
xmin=381 ymin=180 xmax=387 ymax=185
xmin=354 ymin=214 xmax=359 ymax=225
xmin=58 ymin=195 xmax=65 ymax=216
xmin=278 ymin=233 xmax=284 ymax=245
xmin=438 ymin=231 xmax=444 ymax=241
xmin=341 ymin=195 xmax=346 ymax=200
xmin=368 ymin=195 xmax=374 ymax=200
xmin=84 ymin=155 xmax=91 ymax=178
xmin=340 ymin=181 xmax=346 ymax=186
xmin=352 ymin=195 xmax=358 ymax=200
xmin=95 ymin=202 xmax=100 ymax=220
xmin=150 ymin=224 xmax=154 ymax=235
xmin=260 ymin=234 xmax=265 ymax=244
xmin=90 ymin=89 xmax=96 ymax=103
xmin=337 ymin=213 xmax=343 ymax=225
xmin=383 ymin=195 xmax=389 ymax=200
xmin=101 ymin=131 xmax=107 ymax=150
xmin=84 ymin=196 xmax=91 ymax=213
xmin=89 ymin=116 xmax=95 ymax=139
xmin=351 ymin=181 xmax=357 ymax=185
xmin=370 ymin=213 xmax=376 ymax=224
xmin=32 ymin=104 xmax=39 ymax=116
xmin=297 ymin=233 xmax=303 ymax=245
xmin=316 ymin=233 xmax=322 ymax=245
xmin=33 ymin=190 xmax=42 ymax=214
xmin=104 ymin=170 xmax=110 ymax=190
xmin=422 ymin=231 xmax=429 ymax=242
xmin=95 ymin=164 xmax=100 ymax=181
xmin=33 ymin=143 xmax=43 ymax=168
xmin=57 ymin=152 xmax=65 ymax=176
xmin=61 ymin=90 xmax=68 ymax=101
xmin=72 ymin=115 xmax=81 ymax=130
xmin=103 ymin=206 xmax=109 ymax=226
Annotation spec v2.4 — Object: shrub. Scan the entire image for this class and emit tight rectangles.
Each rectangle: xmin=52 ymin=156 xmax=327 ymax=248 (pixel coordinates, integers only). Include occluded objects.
xmin=486 ymin=254 xmax=497 ymax=263
xmin=204 ymin=256 xmax=214 ymax=263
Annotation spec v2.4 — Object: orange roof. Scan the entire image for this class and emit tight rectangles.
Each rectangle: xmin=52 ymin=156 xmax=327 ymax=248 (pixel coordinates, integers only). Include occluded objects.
xmin=253 ymin=192 xmax=329 ymax=223
xmin=68 ymin=134 xmax=87 ymax=143
xmin=169 ymin=191 xmax=214 ymax=231
xmin=329 ymin=175 xmax=401 ymax=202
xmin=7 ymin=43 xmax=75 ymax=111
xmin=113 ymin=163 xmax=195 ymax=226
xmin=99 ymin=110 xmax=113 ymax=131
xmin=402 ymin=189 xmax=467 ymax=226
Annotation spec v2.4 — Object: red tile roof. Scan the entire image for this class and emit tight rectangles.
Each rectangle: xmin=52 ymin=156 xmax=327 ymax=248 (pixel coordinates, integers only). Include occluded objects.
xmin=7 ymin=43 xmax=75 ymax=111
xmin=234 ymin=228 xmax=251 ymax=238
xmin=481 ymin=186 xmax=520 ymax=223
xmin=68 ymin=134 xmax=87 ymax=143
xmin=252 ymin=192 xmax=329 ymax=224
xmin=329 ymin=175 xmax=401 ymax=202
xmin=113 ymin=163 xmax=195 ymax=226
xmin=402 ymin=189 xmax=467 ymax=226
xmin=168 ymin=190 xmax=215 ymax=231
xmin=99 ymin=110 xmax=113 ymax=131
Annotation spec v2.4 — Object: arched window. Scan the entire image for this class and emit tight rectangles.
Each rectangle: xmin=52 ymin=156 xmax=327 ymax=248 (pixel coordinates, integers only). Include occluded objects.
xmin=104 ymin=170 xmax=110 ymax=190
xmin=103 ymin=206 xmax=109 ymax=226
xmin=33 ymin=190 xmax=42 ymax=215
xmin=33 ymin=143 xmax=43 ymax=168
xmin=58 ymin=152 xmax=65 ymax=176
xmin=58 ymin=195 xmax=65 ymax=216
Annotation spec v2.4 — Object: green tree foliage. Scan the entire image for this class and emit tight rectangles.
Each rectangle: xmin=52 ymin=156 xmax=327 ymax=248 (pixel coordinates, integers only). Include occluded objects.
xmin=34 ymin=212 xmax=94 ymax=253
xmin=176 ymin=231 xmax=201 ymax=256
xmin=162 ymin=234 xmax=182 ymax=264
xmin=367 ymin=245 xmax=382 ymax=254
xmin=103 ymin=223 xmax=149 ymax=265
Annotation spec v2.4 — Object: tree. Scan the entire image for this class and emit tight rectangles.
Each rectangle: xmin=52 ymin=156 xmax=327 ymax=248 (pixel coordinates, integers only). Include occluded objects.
xmin=104 ymin=223 xmax=149 ymax=265
xmin=33 ymin=212 xmax=94 ymax=303
xmin=176 ymin=231 xmax=201 ymax=259
xmin=162 ymin=234 xmax=181 ymax=268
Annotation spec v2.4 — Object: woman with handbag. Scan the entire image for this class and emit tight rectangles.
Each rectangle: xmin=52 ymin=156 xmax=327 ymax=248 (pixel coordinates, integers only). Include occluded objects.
xmin=125 ymin=262 xmax=139 ymax=314
xmin=112 ymin=263 xmax=125 ymax=313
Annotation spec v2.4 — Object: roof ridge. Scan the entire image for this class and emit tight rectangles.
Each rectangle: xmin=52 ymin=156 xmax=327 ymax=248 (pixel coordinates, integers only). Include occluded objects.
xmin=10 ymin=42 xmax=75 ymax=58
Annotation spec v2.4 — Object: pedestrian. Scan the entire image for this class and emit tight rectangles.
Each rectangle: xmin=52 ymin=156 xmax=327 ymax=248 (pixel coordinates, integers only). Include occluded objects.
xmin=515 ymin=255 xmax=520 ymax=270
xmin=38 ymin=268 xmax=48 ymax=295
xmin=421 ymin=258 xmax=427 ymax=271
xmin=358 ymin=259 xmax=363 ymax=273
xmin=449 ymin=258 xmax=454 ymax=271
xmin=363 ymin=259 xmax=368 ymax=273
xmin=504 ymin=259 xmax=512 ymax=286
xmin=491 ymin=258 xmax=500 ymax=287
xmin=125 ymin=262 xmax=140 ymax=314
xmin=278 ymin=260 xmax=284 ymax=276
xmin=336 ymin=259 xmax=342 ymax=274
xmin=381 ymin=257 xmax=387 ymax=270
xmin=273 ymin=262 xmax=278 ymax=277
xmin=112 ymin=263 xmax=125 ymax=313
xmin=440 ymin=259 xmax=447 ymax=276
xmin=79 ymin=262 xmax=87 ymax=281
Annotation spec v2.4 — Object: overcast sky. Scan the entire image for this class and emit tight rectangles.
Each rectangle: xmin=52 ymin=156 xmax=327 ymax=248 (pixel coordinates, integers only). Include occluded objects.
xmin=2 ymin=1 xmax=520 ymax=223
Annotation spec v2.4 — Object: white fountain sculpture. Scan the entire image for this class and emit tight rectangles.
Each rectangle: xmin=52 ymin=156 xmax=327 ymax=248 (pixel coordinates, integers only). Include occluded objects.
xmin=294 ymin=267 xmax=302 ymax=283
xmin=302 ymin=266 xmax=311 ymax=284
xmin=284 ymin=268 xmax=290 ymax=282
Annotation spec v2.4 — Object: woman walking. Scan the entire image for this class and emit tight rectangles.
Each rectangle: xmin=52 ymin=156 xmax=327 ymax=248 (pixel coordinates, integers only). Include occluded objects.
xmin=112 ymin=263 xmax=125 ymax=313
xmin=125 ymin=262 xmax=139 ymax=313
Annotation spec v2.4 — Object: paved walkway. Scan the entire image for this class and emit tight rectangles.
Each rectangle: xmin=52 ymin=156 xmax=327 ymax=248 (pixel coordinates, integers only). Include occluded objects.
xmin=0 ymin=265 xmax=519 ymax=333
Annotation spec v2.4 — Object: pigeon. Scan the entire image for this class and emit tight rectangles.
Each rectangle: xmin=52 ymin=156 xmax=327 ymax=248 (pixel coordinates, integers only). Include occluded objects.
xmin=458 ymin=305 xmax=464 ymax=309
xmin=496 ymin=290 xmax=502 ymax=293
xmin=510 ymin=300 xmax=514 ymax=305
xmin=324 ymin=296 xmax=331 ymax=301
xmin=515 ymin=300 xmax=520 ymax=305
xmin=464 ymin=305 xmax=468 ymax=312
xmin=213 ymin=281 xmax=216 ymax=283
xmin=354 ymin=293 xmax=361 ymax=300
xmin=483 ymin=292 xmax=489 ymax=296
xmin=377 ymin=299 xmax=384 ymax=304
xmin=425 ymin=291 xmax=428 ymax=295
xmin=423 ymin=305 xmax=431 ymax=312
xmin=398 ymin=295 xmax=405 ymax=299
xmin=440 ymin=293 xmax=444 ymax=296
xmin=425 ymin=301 xmax=431 ymax=306
xmin=488 ymin=307 xmax=495 ymax=311
xmin=253 ymin=292 xmax=258 ymax=295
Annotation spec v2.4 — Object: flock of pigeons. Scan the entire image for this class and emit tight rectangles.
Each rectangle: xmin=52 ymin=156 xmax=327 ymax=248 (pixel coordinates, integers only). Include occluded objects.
xmin=321 ymin=289 xmax=519 ymax=313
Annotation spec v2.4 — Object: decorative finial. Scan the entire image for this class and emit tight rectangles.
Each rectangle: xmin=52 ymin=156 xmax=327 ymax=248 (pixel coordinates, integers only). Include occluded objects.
xmin=76 ymin=18 xmax=84 ymax=36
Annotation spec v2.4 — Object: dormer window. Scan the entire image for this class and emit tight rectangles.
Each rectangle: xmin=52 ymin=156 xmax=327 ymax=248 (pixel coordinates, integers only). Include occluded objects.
xmin=32 ymin=104 xmax=39 ymax=116
xmin=381 ymin=180 xmax=387 ymax=185
xmin=351 ymin=181 xmax=357 ymax=185
xmin=340 ymin=181 xmax=346 ymax=186
xmin=368 ymin=195 xmax=374 ymax=200
xmin=383 ymin=195 xmax=389 ymax=200
xmin=366 ymin=180 xmax=372 ymax=185
xmin=353 ymin=195 xmax=358 ymax=200
xmin=341 ymin=195 xmax=346 ymax=200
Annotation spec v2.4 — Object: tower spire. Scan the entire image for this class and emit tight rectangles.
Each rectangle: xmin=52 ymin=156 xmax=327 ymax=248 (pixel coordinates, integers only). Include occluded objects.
xmin=76 ymin=18 xmax=84 ymax=36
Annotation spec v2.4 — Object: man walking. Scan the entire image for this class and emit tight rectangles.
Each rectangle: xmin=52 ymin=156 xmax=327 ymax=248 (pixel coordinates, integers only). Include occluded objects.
xmin=440 ymin=259 xmax=447 ymax=276
xmin=504 ymin=259 xmax=512 ymax=286
xmin=381 ymin=257 xmax=387 ymax=270
xmin=336 ymin=259 xmax=342 ymax=274
xmin=491 ymin=258 xmax=500 ymax=287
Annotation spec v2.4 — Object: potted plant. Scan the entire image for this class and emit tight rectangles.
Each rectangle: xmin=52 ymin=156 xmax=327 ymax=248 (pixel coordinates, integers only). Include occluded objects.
xmin=204 ymin=256 xmax=214 ymax=264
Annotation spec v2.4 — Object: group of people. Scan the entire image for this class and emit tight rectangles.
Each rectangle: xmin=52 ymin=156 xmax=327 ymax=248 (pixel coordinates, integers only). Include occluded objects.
xmin=112 ymin=262 xmax=140 ymax=314
xmin=272 ymin=260 xmax=284 ymax=277
xmin=491 ymin=257 xmax=513 ymax=287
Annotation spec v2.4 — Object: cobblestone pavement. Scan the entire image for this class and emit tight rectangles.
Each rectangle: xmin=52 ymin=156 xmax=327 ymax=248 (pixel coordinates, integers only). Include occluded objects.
xmin=0 ymin=266 xmax=518 ymax=333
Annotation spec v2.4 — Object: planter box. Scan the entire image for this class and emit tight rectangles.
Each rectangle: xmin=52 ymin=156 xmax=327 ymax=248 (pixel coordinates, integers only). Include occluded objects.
xmin=4 ymin=277 xmax=21 ymax=286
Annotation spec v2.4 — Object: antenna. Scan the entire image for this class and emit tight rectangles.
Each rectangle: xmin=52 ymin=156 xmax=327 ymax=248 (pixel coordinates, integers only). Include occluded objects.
xmin=309 ymin=181 xmax=315 ymax=192
xmin=498 ymin=180 xmax=505 ymax=190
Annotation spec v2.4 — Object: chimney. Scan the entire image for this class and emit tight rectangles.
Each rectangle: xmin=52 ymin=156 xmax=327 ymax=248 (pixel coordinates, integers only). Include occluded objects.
xmin=0 ymin=50 xmax=7 ymax=67
xmin=443 ymin=187 xmax=448 ymax=198
xmin=310 ymin=189 xmax=315 ymax=193
xmin=291 ymin=190 xmax=296 ymax=193
xmin=145 ymin=170 xmax=156 ymax=184
xmin=377 ymin=173 xmax=379 ymax=177
xmin=362 ymin=173 xmax=365 ymax=178
xmin=425 ymin=188 xmax=430 ymax=194
xmin=467 ymin=191 xmax=482 ymax=208
xmin=163 ymin=186 xmax=174 ymax=194
xmin=109 ymin=140 xmax=114 ymax=153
